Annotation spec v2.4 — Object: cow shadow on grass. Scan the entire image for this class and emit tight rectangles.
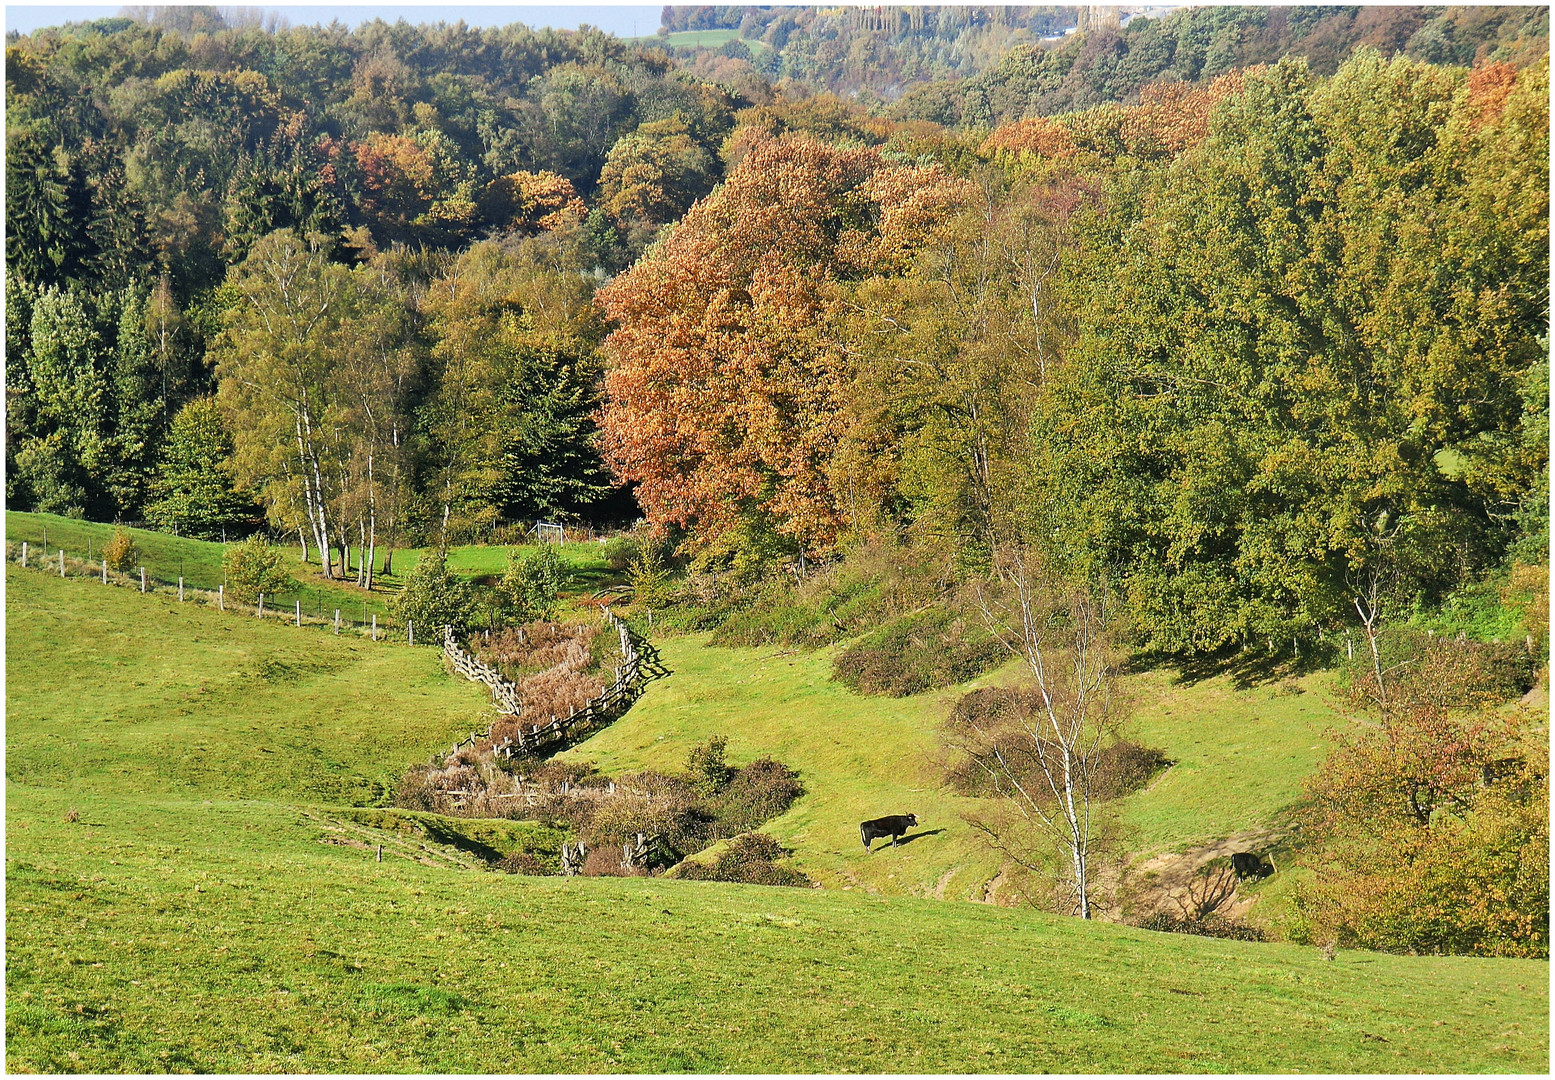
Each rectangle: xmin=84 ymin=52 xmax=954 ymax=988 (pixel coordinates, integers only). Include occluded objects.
xmin=888 ymin=828 xmax=944 ymax=849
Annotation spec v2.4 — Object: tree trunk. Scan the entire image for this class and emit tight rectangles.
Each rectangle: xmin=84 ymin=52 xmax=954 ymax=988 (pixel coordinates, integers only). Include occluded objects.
xmin=357 ymin=518 xmax=368 ymax=588
xmin=295 ymin=410 xmax=333 ymax=578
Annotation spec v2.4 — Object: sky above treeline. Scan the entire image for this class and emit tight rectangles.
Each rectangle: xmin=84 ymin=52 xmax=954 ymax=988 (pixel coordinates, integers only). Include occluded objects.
xmin=4 ymin=4 xmax=667 ymax=38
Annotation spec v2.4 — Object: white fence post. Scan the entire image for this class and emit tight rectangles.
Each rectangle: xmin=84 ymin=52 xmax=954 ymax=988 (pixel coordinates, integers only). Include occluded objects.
xmin=334 ymin=609 xmax=340 ymax=634
xmin=371 ymin=614 xmax=377 ymax=641
xmin=218 ymin=584 xmax=224 ymax=611
xmin=258 ymin=593 xmax=264 ymax=618
xmin=59 ymin=549 xmax=66 ymax=577
xmin=408 ymin=619 xmax=414 ymax=646
xmin=20 ymin=542 xmax=27 ymax=567
xmin=140 ymin=567 xmax=147 ymax=593
xmin=179 ymin=577 xmax=184 ymax=602
xmin=295 ymin=600 xmax=301 ymax=626
xmin=101 ymin=559 xmax=107 ymax=584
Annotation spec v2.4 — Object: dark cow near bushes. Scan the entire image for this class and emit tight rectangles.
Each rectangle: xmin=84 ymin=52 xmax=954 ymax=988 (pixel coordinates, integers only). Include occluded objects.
xmin=1231 ymin=851 xmax=1275 ymax=880
xmin=860 ymin=814 xmax=918 ymax=851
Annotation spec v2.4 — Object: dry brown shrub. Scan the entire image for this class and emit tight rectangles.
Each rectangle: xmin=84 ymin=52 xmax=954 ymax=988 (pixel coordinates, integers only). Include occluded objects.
xmin=102 ymin=528 xmax=138 ymax=573
xmin=499 ymin=852 xmax=553 ymax=875
xmin=517 ymin=663 xmax=608 ymax=725
xmin=581 ymin=846 xmax=646 ymax=877
xmin=475 ymin=621 xmax=601 ymax=675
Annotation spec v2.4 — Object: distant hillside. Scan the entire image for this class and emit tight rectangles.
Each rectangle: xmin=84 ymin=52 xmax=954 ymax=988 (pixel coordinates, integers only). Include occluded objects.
xmin=892 ymin=4 xmax=1550 ymax=125
xmin=660 ymin=5 xmax=1083 ymax=100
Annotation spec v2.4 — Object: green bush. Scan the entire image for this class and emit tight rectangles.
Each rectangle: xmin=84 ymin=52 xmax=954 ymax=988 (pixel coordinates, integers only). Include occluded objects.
xmin=709 ymin=757 xmax=804 ymax=836
xmin=685 ymin=735 xmax=735 ymax=796
xmin=1137 ymin=912 xmax=1266 ymax=942
xmin=498 ymin=547 xmax=568 ymax=623
xmin=676 ymin=833 xmax=811 ymax=888
xmin=628 ymin=545 xmax=682 ymax=610
xmin=102 ymin=527 xmax=138 ymax=573
xmin=391 ymin=551 xmax=478 ymax=635
xmin=222 ymin=536 xmax=290 ymax=602
xmin=834 ymin=609 xmax=1006 ymax=697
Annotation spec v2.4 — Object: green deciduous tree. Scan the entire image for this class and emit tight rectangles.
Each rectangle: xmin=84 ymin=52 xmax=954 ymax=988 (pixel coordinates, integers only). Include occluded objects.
xmin=1026 ymin=55 xmax=1549 ymax=654
xmin=223 ymin=535 xmax=291 ymax=602
xmin=391 ymin=550 xmax=479 ymax=634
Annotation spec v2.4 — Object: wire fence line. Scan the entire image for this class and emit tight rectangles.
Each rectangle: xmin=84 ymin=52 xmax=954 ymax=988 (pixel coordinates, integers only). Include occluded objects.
xmin=6 ymin=540 xmax=414 ymax=643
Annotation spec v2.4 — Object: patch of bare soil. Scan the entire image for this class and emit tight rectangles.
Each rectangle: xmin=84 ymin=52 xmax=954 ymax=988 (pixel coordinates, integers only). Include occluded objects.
xmin=1123 ymin=828 xmax=1286 ymax=922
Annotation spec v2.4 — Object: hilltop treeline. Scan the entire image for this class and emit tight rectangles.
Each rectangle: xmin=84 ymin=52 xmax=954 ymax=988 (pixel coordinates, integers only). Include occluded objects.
xmin=894 ymin=4 xmax=1549 ymax=124
xmin=599 ymin=53 xmax=1548 ymax=654
xmin=657 ymin=6 xmax=1547 ymax=108
xmin=5 ymin=10 xmax=1548 ymax=649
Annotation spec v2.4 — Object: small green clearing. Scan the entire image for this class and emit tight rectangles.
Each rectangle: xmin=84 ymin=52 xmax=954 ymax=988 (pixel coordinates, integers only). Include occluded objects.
xmin=5 ymin=511 xmax=618 ymax=625
xmin=658 ymin=29 xmax=767 ymax=52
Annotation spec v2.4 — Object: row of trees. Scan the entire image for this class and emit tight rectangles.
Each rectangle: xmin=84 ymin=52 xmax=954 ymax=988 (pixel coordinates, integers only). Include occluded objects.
xmin=599 ymin=51 xmax=1548 ymax=654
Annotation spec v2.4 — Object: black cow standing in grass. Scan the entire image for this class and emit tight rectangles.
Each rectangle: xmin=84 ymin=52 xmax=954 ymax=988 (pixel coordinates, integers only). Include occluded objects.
xmin=861 ymin=814 xmax=918 ymax=851
xmin=1232 ymin=851 xmax=1276 ymax=880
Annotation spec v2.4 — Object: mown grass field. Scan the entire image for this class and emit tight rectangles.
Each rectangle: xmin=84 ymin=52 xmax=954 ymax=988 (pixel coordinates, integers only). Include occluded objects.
xmin=6 ymin=561 xmax=1548 ymax=1071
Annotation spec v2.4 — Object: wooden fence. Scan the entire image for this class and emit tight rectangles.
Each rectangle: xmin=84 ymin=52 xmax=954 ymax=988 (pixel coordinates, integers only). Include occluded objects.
xmin=440 ymin=608 xmax=671 ymax=760
xmin=4 ymin=540 xmax=405 ymax=641
xmin=442 ymin=627 xmax=522 ymax=716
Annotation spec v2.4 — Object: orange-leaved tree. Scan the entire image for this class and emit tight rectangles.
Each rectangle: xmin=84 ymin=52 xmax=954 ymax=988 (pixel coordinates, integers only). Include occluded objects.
xmin=596 ymin=134 xmax=970 ymax=560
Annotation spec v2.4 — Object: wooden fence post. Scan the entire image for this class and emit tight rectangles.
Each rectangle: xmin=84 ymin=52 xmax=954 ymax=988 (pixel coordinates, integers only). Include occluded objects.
xmin=59 ymin=548 xmax=66 ymax=577
xmin=258 ymin=592 xmax=264 ymax=618
xmin=179 ymin=577 xmax=184 ymax=602
xmin=140 ymin=567 xmax=147 ymax=593
xmin=101 ymin=559 xmax=107 ymax=584
xmin=409 ymin=619 xmax=414 ymax=646
xmin=335 ymin=609 xmax=340 ymax=634
xmin=372 ymin=614 xmax=377 ymax=641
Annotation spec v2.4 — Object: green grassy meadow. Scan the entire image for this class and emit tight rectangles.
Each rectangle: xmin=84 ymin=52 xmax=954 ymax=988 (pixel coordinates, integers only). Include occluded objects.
xmin=6 ymin=560 xmax=1548 ymax=1071
xmin=556 ymin=636 xmax=1340 ymax=901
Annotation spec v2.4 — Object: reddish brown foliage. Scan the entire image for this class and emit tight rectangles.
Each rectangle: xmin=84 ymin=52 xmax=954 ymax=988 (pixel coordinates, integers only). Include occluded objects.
xmin=982 ymin=116 xmax=1078 ymax=159
xmin=596 ymin=135 xmax=972 ymax=552
xmin=1467 ymin=61 xmax=1519 ymax=128
xmin=1119 ymin=70 xmax=1251 ymax=157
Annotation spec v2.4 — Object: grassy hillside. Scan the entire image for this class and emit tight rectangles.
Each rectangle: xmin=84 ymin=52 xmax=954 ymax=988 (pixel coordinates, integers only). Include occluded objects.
xmin=556 ymin=635 xmax=1340 ymax=902
xmin=6 ymin=564 xmax=1547 ymax=1071
xmin=5 ymin=565 xmax=489 ymax=803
